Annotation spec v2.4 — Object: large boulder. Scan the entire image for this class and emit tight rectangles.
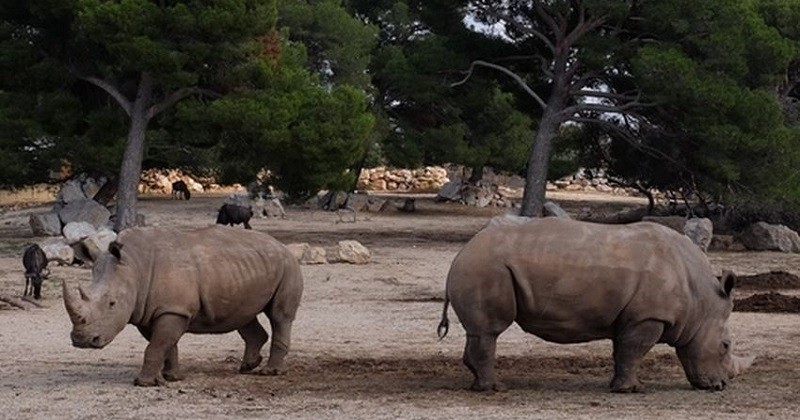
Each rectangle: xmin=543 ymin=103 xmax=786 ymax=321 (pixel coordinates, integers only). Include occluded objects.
xmin=263 ymin=198 xmax=286 ymax=218
xmin=29 ymin=212 xmax=62 ymax=236
xmin=40 ymin=238 xmax=75 ymax=265
xmin=683 ymin=218 xmax=713 ymax=253
xmin=346 ymin=193 xmax=370 ymax=212
xmin=285 ymin=242 xmax=328 ymax=265
xmin=63 ymin=221 xmax=97 ymax=245
xmin=82 ymin=228 xmax=118 ymax=261
xmin=58 ymin=198 xmax=111 ymax=228
xmin=55 ymin=180 xmax=87 ymax=208
xmin=334 ymin=240 xmax=371 ymax=264
xmin=436 ymin=181 xmax=463 ymax=202
xmin=739 ymin=222 xmax=800 ymax=253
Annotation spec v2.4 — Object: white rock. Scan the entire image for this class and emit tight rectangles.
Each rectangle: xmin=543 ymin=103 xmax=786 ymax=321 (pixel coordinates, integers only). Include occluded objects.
xmin=63 ymin=221 xmax=97 ymax=245
xmin=336 ymin=240 xmax=371 ymax=264
xmin=82 ymin=229 xmax=118 ymax=261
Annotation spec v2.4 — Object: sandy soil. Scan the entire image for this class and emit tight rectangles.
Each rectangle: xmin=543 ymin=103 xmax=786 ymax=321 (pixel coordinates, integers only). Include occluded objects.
xmin=1 ymin=193 xmax=799 ymax=419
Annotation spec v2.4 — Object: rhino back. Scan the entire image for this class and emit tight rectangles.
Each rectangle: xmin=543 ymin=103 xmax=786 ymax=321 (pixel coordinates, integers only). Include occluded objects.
xmin=118 ymin=226 xmax=294 ymax=332
xmin=448 ymin=218 xmax=716 ymax=343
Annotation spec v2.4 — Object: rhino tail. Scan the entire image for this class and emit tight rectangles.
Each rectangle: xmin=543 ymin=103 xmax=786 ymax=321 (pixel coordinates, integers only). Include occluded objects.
xmin=437 ymin=296 xmax=450 ymax=340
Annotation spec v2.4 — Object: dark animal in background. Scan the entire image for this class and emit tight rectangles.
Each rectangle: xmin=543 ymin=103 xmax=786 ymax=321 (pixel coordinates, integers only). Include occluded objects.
xmin=216 ymin=204 xmax=253 ymax=229
xmin=23 ymin=244 xmax=49 ymax=300
xmin=171 ymin=180 xmax=191 ymax=200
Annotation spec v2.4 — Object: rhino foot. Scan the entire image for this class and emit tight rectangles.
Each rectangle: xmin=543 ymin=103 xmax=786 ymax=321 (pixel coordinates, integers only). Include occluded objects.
xmin=610 ymin=377 xmax=645 ymax=393
xmin=239 ymin=355 xmax=263 ymax=373
xmin=134 ymin=375 xmax=167 ymax=387
xmin=469 ymin=381 xmax=507 ymax=393
xmin=163 ymin=370 xmax=186 ymax=382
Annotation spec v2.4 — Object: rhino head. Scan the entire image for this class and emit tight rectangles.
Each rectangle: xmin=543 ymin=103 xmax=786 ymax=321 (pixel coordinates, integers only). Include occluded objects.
xmin=63 ymin=242 xmax=136 ymax=349
xmin=676 ymin=271 xmax=754 ymax=390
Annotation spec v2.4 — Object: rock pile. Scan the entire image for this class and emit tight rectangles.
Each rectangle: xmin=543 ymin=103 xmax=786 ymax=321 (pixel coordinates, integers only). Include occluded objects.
xmin=357 ymin=166 xmax=449 ymax=192
xmin=436 ymin=181 xmax=520 ymax=208
xmin=286 ymin=240 xmax=371 ymax=265
xmin=138 ymin=169 xmax=207 ymax=195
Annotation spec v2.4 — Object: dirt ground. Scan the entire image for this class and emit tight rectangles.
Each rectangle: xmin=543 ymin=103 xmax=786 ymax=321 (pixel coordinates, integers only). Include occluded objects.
xmin=1 ymin=192 xmax=800 ymax=419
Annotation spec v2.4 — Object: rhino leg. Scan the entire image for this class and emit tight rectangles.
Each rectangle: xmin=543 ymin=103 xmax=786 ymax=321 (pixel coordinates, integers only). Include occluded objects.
xmin=237 ymin=318 xmax=268 ymax=373
xmin=262 ymin=315 xmax=293 ymax=376
xmin=134 ymin=314 xmax=188 ymax=387
xmin=610 ymin=320 xmax=665 ymax=393
xmin=162 ymin=345 xmax=186 ymax=382
xmin=464 ymin=333 xmax=506 ymax=392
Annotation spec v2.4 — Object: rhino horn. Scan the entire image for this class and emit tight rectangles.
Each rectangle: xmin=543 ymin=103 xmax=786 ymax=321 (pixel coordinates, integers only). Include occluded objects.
xmin=732 ymin=354 xmax=755 ymax=377
xmin=63 ymin=281 xmax=87 ymax=324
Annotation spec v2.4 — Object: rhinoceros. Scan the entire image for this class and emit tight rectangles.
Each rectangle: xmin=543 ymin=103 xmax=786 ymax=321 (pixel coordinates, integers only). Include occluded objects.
xmin=437 ymin=218 xmax=753 ymax=392
xmin=63 ymin=225 xmax=303 ymax=386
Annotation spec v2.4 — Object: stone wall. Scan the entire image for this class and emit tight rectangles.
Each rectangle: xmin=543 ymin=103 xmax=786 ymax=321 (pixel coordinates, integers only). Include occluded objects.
xmin=356 ymin=166 xmax=449 ymax=192
xmin=138 ymin=169 xmax=218 ymax=195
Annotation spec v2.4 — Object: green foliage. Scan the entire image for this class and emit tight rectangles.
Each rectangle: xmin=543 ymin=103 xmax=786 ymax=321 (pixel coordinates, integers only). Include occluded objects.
xmin=279 ymin=0 xmax=378 ymax=89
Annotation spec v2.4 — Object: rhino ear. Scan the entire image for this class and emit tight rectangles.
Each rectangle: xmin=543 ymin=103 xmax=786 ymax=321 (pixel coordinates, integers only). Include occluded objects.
xmin=720 ymin=270 xmax=736 ymax=298
xmin=108 ymin=241 xmax=123 ymax=260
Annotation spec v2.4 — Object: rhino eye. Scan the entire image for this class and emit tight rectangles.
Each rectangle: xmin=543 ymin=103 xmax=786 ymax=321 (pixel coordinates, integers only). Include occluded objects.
xmin=722 ymin=341 xmax=731 ymax=351
xmin=109 ymin=301 xmax=116 ymax=308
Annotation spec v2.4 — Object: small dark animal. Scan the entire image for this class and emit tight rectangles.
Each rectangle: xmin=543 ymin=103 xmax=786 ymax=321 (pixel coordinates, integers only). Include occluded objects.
xmin=216 ymin=204 xmax=253 ymax=229
xmin=23 ymin=244 xmax=49 ymax=300
xmin=171 ymin=180 xmax=191 ymax=200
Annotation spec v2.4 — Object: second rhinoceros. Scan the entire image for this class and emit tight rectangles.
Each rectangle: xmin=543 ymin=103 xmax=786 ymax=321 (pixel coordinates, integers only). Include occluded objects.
xmin=438 ymin=218 xmax=753 ymax=392
xmin=63 ymin=225 xmax=303 ymax=386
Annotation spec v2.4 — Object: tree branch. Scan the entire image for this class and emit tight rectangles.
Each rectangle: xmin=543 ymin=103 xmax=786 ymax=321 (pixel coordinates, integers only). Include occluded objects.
xmin=484 ymin=8 xmax=555 ymax=53
xmin=147 ymin=87 xmax=221 ymax=119
xmin=77 ymin=75 xmax=132 ymax=117
xmin=451 ymin=60 xmax=546 ymax=110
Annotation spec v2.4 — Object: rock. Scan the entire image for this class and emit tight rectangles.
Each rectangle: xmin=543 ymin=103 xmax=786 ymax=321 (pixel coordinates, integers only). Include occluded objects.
xmin=366 ymin=198 xmax=389 ymax=213
xmin=286 ymin=243 xmax=310 ymax=261
xmin=302 ymin=247 xmax=327 ymax=265
xmin=739 ymin=222 xmax=800 ymax=253
xmin=82 ymin=229 xmax=118 ymax=261
xmin=642 ymin=216 xmax=686 ymax=233
xmin=463 ymin=185 xmax=493 ymax=208
xmin=29 ymin=212 xmax=62 ymax=236
xmin=63 ymin=221 xmax=97 ymax=245
xmin=81 ymin=177 xmax=105 ymax=199
xmin=436 ymin=181 xmax=463 ymax=202
xmin=58 ymin=198 xmax=111 ymax=228
xmin=55 ymin=180 xmax=87 ymax=207
xmin=335 ymin=240 xmax=371 ymax=264
xmin=543 ymin=201 xmax=570 ymax=219
xmin=683 ymin=218 xmax=713 ymax=252
xmin=285 ymin=243 xmax=329 ymax=265
xmin=346 ymin=193 xmax=370 ymax=212
xmin=40 ymin=238 xmax=75 ymax=265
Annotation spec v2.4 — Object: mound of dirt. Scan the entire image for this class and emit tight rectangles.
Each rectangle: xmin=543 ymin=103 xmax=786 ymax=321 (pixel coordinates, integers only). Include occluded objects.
xmin=735 ymin=271 xmax=800 ymax=290
xmin=734 ymin=292 xmax=800 ymax=313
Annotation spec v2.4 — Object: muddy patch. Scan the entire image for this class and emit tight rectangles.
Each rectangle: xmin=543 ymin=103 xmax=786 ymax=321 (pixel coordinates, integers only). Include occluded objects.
xmin=734 ymin=292 xmax=800 ymax=313
xmin=735 ymin=271 xmax=800 ymax=291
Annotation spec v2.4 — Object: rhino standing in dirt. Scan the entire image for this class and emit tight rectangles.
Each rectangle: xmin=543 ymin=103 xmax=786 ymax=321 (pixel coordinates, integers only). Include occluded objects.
xmin=63 ymin=225 xmax=303 ymax=386
xmin=438 ymin=218 xmax=753 ymax=393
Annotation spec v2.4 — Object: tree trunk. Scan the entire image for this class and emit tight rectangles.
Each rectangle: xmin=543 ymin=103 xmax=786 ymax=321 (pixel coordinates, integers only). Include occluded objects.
xmin=519 ymin=108 xmax=561 ymax=217
xmin=113 ymin=74 xmax=153 ymax=232
xmin=468 ymin=165 xmax=484 ymax=184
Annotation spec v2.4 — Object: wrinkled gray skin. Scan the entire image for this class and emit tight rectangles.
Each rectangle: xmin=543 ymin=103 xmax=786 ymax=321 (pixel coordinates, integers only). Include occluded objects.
xmin=438 ymin=218 xmax=753 ymax=393
xmin=64 ymin=225 xmax=303 ymax=386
